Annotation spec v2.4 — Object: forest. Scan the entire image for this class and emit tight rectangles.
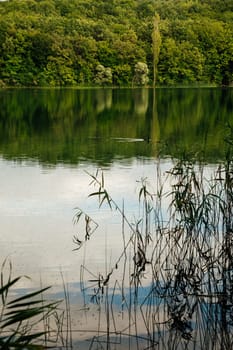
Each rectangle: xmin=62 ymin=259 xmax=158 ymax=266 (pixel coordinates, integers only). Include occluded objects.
xmin=0 ymin=0 xmax=232 ymax=87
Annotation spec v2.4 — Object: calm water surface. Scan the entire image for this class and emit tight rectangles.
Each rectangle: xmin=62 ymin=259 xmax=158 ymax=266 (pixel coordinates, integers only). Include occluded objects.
xmin=0 ymin=87 xmax=232 ymax=284
xmin=0 ymin=87 xmax=233 ymax=347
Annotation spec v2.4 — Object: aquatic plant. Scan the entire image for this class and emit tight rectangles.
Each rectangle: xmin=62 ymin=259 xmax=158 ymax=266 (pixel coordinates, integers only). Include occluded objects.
xmin=72 ymin=128 xmax=233 ymax=349
xmin=0 ymin=259 xmax=62 ymax=349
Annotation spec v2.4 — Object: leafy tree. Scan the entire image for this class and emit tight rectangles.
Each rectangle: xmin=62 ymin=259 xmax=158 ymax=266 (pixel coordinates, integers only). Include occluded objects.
xmin=152 ymin=13 xmax=161 ymax=86
xmin=94 ymin=64 xmax=112 ymax=85
xmin=133 ymin=62 xmax=149 ymax=86
xmin=0 ymin=0 xmax=232 ymax=86
xmin=158 ymin=38 xmax=204 ymax=85
xmin=29 ymin=32 xmax=53 ymax=69
xmin=113 ymin=64 xmax=132 ymax=86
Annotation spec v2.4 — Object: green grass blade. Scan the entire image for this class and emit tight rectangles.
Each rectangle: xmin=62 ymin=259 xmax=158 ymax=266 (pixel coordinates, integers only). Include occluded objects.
xmin=7 ymin=286 xmax=51 ymax=305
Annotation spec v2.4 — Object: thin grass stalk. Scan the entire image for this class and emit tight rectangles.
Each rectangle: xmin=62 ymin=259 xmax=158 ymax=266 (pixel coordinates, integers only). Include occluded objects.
xmin=60 ymin=270 xmax=72 ymax=350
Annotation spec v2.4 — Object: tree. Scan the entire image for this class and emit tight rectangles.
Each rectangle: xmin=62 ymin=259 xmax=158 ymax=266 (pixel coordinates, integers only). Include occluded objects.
xmin=113 ymin=64 xmax=132 ymax=86
xmin=0 ymin=0 xmax=233 ymax=86
xmin=94 ymin=64 xmax=112 ymax=85
xmin=152 ymin=13 xmax=161 ymax=87
xmin=158 ymin=38 xmax=204 ymax=85
xmin=133 ymin=62 xmax=149 ymax=86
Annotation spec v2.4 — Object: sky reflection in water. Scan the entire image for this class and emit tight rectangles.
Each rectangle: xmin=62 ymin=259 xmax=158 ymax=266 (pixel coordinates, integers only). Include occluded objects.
xmin=0 ymin=87 xmax=232 ymax=298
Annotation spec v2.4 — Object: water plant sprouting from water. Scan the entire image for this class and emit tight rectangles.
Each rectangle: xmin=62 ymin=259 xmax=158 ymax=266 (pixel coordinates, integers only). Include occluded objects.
xmin=73 ymin=130 xmax=233 ymax=349
xmin=0 ymin=259 xmax=67 ymax=350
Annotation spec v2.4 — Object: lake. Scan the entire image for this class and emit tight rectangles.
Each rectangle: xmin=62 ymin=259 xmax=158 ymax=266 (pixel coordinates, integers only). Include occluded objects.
xmin=0 ymin=87 xmax=233 ymax=349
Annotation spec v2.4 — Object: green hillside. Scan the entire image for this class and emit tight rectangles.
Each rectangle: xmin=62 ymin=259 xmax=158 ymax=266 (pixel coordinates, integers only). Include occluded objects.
xmin=0 ymin=0 xmax=232 ymax=87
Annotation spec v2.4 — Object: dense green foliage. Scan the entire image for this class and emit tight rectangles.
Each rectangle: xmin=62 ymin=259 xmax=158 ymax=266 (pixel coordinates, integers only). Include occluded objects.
xmin=0 ymin=0 xmax=232 ymax=86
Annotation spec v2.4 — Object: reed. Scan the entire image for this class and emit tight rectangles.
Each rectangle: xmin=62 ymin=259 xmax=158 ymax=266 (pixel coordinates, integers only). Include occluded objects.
xmin=0 ymin=259 xmax=68 ymax=349
xmin=73 ymin=132 xmax=233 ymax=349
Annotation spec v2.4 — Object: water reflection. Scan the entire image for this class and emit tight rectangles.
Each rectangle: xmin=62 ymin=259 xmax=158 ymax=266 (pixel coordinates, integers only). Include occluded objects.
xmin=0 ymin=87 xmax=232 ymax=165
xmin=0 ymin=87 xmax=233 ymax=348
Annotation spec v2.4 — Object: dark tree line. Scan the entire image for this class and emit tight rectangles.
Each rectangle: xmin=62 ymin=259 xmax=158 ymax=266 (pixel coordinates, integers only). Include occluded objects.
xmin=0 ymin=0 xmax=232 ymax=87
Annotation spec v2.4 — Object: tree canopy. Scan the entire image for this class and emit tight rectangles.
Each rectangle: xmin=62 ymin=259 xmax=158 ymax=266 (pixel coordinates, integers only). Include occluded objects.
xmin=0 ymin=0 xmax=232 ymax=86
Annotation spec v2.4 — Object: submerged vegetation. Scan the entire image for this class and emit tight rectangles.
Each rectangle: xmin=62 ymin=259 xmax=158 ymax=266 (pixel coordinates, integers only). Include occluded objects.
xmin=0 ymin=0 xmax=232 ymax=87
xmin=72 ymin=127 xmax=233 ymax=348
